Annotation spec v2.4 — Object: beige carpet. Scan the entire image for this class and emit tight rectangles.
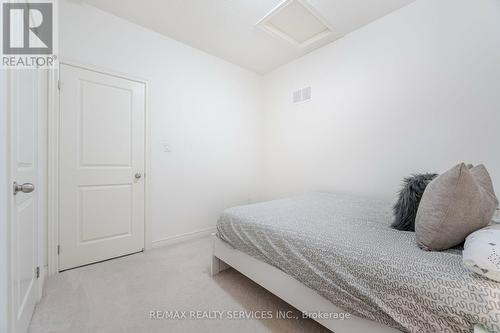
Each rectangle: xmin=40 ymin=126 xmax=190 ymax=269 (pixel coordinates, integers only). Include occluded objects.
xmin=29 ymin=236 xmax=330 ymax=333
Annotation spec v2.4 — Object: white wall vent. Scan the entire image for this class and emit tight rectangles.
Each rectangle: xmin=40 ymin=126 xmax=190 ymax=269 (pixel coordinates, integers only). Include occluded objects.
xmin=292 ymin=86 xmax=312 ymax=104
xmin=257 ymin=0 xmax=338 ymax=48
xmin=292 ymin=90 xmax=302 ymax=103
xmin=301 ymin=86 xmax=311 ymax=101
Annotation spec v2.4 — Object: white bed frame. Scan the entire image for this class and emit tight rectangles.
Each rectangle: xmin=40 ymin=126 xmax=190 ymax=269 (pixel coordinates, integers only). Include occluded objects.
xmin=211 ymin=235 xmax=489 ymax=333
xmin=211 ymin=235 xmax=397 ymax=333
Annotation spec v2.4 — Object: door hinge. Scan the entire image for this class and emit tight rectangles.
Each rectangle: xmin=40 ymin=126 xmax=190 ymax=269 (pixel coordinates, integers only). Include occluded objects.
xmin=57 ymin=80 xmax=61 ymax=90
xmin=36 ymin=267 xmax=40 ymax=279
xmin=57 ymin=245 xmax=60 ymax=255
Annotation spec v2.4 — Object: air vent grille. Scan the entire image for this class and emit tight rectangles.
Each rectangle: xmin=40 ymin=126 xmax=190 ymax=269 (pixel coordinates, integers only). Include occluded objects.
xmin=257 ymin=0 xmax=338 ymax=48
xmin=302 ymin=86 xmax=311 ymax=101
xmin=292 ymin=86 xmax=312 ymax=104
xmin=293 ymin=90 xmax=302 ymax=103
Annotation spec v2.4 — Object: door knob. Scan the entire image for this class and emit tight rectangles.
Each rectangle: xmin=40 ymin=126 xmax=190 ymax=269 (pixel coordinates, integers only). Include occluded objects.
xmin=134 ymin=173 xmax=142 ymax=179
xmin=13 ymin=182 xmax=35 ymax=195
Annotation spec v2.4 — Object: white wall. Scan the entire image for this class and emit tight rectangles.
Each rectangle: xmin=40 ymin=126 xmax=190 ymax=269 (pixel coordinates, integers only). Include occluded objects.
xmin=58 ymin=0 xmax=500 ymax=243
xmin=262 ymin=0 xmax=500 ymax=201
xmin=59 ymin=1 xmax=263 ymax=243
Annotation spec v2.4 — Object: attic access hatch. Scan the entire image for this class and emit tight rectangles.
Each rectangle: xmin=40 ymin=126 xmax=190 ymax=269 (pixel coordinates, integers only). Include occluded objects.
xmin=257 ymin=0 xmax=339 ymax=48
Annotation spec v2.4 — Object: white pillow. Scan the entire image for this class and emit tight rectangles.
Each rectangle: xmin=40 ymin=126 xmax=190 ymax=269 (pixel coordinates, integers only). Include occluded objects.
xmin=463 ymin=224 xmax=500 ymax=282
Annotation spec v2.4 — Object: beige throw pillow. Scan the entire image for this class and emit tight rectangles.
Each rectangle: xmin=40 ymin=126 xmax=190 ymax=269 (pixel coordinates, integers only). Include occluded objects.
xmin=415 ymin=163 xmax=498 ymax=251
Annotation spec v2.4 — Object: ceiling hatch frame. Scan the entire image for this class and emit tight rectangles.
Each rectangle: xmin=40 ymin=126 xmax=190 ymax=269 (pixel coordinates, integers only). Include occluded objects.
xmin=256 ymin=0 xmax=340 ymax=48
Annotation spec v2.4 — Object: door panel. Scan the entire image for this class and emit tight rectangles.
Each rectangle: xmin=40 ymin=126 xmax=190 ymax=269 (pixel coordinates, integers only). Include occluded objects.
xmin=9 ymin=68 xmax=39 ymax=333
xmin=80 ymin=80 xmax=132 ymax=166
xmin=59 ymin=64 xmax=145 ymax=271
xmin=79 ymin=185 xmax=132 ymax=243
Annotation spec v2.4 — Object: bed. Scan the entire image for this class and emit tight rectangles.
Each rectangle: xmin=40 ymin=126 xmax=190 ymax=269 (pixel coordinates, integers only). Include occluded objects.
xmin=212 ymin=192 xmax=499 ymax=333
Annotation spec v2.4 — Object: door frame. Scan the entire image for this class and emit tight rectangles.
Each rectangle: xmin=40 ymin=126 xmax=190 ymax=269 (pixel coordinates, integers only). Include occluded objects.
xmin=47 ymin=59 xmax=152 ymax=275
xmin=4 ymin=68 xmax=14 ymax=333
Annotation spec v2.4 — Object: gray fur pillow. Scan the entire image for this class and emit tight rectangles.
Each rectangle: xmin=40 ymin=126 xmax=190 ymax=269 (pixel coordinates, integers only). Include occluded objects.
xmin=391 ymin=173 xmax=438 ymax=231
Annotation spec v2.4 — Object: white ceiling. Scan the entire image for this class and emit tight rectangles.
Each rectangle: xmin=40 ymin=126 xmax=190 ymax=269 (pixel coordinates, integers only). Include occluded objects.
xmin=81 ymin=0 xmax=416 ymax=74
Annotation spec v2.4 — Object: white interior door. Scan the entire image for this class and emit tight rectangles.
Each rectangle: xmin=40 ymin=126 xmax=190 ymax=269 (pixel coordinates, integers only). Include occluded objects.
xmin=9 ymin=68 xmax=39 ymax=333
xmin=59 ymin=64 xmax=146 ymax=271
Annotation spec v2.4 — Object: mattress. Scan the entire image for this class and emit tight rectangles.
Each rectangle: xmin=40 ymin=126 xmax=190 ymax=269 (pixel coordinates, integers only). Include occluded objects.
xmin=216 ymin=192 xmax=500 ymax=333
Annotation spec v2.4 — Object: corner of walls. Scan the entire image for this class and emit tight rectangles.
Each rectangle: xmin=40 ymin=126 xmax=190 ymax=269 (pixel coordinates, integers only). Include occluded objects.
xmin=59 ymin=0 xmax=266 ymax=243
xmin=260 ymin=0 xmax=500 ymax=201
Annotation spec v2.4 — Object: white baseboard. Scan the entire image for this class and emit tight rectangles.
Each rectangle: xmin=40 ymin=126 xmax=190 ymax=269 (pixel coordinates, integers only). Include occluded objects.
xmin=152 ymin=227 xmax=216 ymax=248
